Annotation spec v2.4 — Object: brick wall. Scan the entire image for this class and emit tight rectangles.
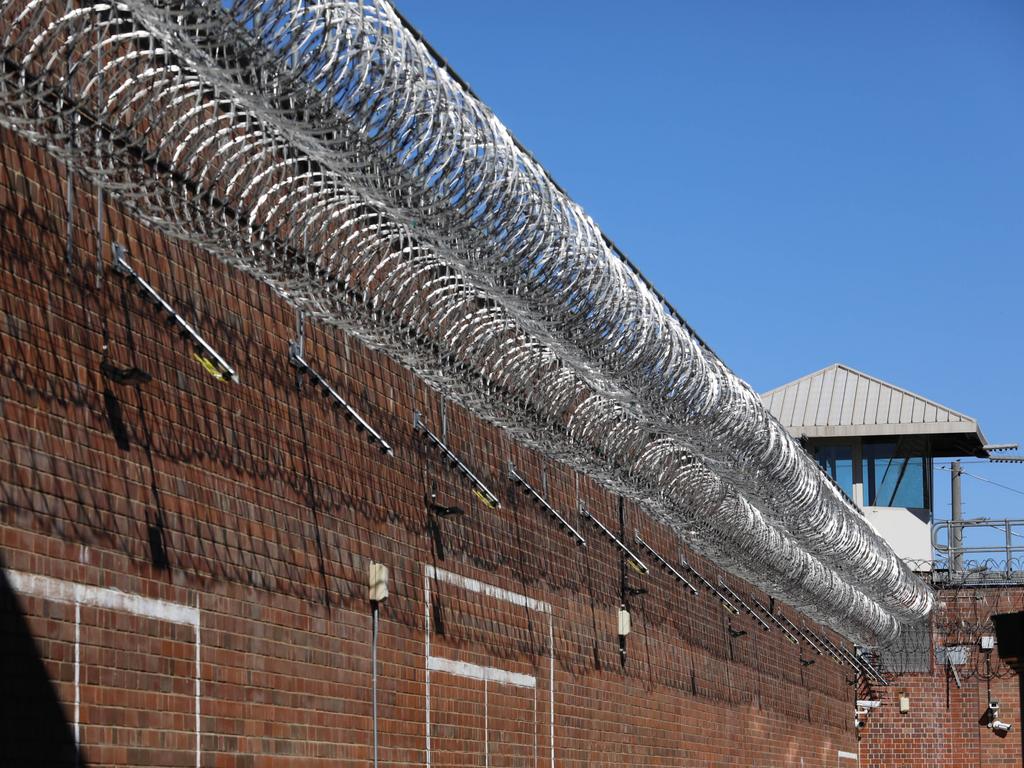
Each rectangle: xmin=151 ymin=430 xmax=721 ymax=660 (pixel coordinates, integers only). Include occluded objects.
xmin=1 ymin=125 xmax=861 ymax=766
xmin=859 ymin=586 xmax=1024 ymax=767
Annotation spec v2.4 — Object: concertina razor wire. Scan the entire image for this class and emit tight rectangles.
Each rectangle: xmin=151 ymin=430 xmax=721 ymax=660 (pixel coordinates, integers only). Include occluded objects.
xmin=0 ymin=0 xmax=933 ymax=644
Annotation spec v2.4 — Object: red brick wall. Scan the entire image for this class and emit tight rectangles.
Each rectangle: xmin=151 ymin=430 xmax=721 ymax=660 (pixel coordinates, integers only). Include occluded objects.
xmin=859 ymin=587 xmax=1024 ymax=767
xmin=1 ymin=125 xmax=861 ymax=766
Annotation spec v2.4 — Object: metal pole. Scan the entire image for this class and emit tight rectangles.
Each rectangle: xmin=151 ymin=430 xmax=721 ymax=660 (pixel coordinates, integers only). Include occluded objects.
xmin=372 ymin=601 xmax=379 ymax=768
xmin=951 ymin=460 xmax=963 ymax=572
xmin=1006 ymin=522 xmax=1013 ymax=579
xmin=94 ymin=17 xmax=104 ymax=288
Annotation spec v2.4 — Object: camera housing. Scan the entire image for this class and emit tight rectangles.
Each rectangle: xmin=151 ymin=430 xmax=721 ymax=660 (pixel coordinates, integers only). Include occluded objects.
xmin=991 ymin=720 xmax=1012 ymax=734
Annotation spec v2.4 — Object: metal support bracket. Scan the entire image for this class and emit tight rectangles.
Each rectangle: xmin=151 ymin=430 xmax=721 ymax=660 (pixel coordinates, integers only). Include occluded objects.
xmin=111 ymin=244 xmax=237 ymax=382
xmin=579 ymin=506 xmax=648 ymax=574
xmin=718 ymin=580 xmax=771 ymax=632
xmin=633 ymin=532 xmax=697 ymax=595
xmin=289 ymin=344 xmax=393 ymax=455
xmin=509 ymin=463 xmax=586 ymax=546
xmin=414 ymin=412 xmax=499 ymax=508
xmin=677 ymin=557 xmax=738 ymax=614
xmin=751 ymin=597 xmax=799 ymax=644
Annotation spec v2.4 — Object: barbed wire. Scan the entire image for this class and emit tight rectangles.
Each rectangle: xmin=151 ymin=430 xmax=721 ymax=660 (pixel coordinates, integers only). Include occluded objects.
xmin=872 ymin=561 xmax=1024 ymax=678
xmin=0 ymin=0 xmax=932 ymax=643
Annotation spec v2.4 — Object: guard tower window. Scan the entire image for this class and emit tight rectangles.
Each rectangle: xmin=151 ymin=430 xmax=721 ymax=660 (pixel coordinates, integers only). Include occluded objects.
xmin=814 ymin=444 xmax=854 ymax=499
xmin=862 ymin=441 xmax=930 ymax=510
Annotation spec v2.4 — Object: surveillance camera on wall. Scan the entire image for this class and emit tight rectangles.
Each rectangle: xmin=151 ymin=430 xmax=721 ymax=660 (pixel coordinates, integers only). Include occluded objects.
xmin=991 ymin=720 xmax=1012 ymax=734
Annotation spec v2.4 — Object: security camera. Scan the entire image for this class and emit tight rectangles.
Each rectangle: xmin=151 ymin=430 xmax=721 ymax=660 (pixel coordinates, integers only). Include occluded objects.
xmin=854 ymin=717 xmax=865 ymax=729
xmin=991 ymin=720 xmax=1012 ymax=734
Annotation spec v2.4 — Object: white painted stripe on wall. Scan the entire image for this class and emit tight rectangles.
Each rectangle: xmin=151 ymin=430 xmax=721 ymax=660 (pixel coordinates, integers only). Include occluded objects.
xmin=425 ymin=564 xmax=551 ymax=614
xmin=427 ymin=655 xmax=537 ymax=689
xmin=424 ymin=563 xmax=555 ymax=766
xmin=7 ymin=570 xmax=199 ymax=626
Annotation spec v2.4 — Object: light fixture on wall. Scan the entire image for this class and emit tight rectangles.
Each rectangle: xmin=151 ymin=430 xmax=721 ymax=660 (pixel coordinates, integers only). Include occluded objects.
xmin=728 ymin=623 xmax=747 ymax=639
xmin=618 ymin=604 xmax=632 ymax=665
xmin=426 ymin=491 xmax=464 ymax=518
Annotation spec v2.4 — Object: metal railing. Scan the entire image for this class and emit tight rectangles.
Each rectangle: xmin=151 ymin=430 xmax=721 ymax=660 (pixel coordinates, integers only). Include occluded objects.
xmin=933 ymin=519 xmax=1024 ymax=584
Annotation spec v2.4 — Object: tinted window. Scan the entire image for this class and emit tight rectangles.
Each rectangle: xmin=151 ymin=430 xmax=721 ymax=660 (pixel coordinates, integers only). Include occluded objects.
xmin=862 ymin=442 xmax=929 ymax=509
xmin=815 ymin=444 xmax=854 ymax=500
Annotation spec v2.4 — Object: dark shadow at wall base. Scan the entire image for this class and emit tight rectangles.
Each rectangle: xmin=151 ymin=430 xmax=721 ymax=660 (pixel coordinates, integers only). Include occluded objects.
xmin=0 ymin=558 xmax=85 ymax=766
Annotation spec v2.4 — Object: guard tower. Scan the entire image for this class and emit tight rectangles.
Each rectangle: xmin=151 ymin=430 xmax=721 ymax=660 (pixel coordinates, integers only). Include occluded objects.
xmin=761 ymin=364 xmax=990 ymax=568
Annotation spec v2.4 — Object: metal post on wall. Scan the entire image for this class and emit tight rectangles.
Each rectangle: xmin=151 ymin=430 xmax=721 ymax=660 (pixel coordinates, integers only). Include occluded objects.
xmin=950 ymin=460 xmax=963 ymax=573
xmin=93 ymin=14 xmax=104 ymax=289
xmin=1006 ymin=521 xmax=1014 ymax=579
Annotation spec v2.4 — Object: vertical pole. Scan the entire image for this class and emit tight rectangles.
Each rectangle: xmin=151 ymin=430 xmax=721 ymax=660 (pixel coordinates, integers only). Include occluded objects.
xmin=618 ymin=496 xmax=627 ymax=666
xmin=63 ymin=0 xmax=75 ymax=270
xmin=851 ymin=439 xmax=863 ymax=508
xmin=1006 ymin=522 xmax=1013 ymax=579
xmin=94 ymin=16 xmax=105 ymax=289
xmin=950 ymin=460 xmax=962 ymax=573
xmin=372 ymin=600 xmax=379 ymax=768
xmin=65 ymin=156 xmax=75 ymax=269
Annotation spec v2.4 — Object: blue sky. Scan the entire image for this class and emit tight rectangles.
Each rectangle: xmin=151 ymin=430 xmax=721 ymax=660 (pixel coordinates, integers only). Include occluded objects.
xmin=393 ymin=1 xmax=1024 ymax=550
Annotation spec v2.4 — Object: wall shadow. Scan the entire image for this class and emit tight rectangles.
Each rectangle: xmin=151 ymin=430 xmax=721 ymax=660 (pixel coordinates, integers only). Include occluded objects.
xmin=0 ymin=560 xmax=85 ymax=766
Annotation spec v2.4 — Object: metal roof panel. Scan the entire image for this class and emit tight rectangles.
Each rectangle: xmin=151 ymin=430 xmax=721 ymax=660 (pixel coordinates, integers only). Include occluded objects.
xmin=761 ymin=364 xmax=986 ymax=453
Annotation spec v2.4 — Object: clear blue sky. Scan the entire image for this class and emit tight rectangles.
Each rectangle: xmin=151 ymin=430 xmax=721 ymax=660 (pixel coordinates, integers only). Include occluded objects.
xmin=394 ymin=1 xmax=1024 ymax=550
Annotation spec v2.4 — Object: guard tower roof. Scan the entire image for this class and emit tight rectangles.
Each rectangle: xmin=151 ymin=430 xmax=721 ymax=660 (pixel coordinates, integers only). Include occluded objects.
xmin=761 ymin=363 xmax=989 ymax=458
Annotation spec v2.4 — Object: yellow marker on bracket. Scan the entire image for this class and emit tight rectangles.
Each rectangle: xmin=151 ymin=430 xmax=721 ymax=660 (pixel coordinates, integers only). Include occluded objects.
xmin=193 ymin=352 xmax=227 ymax=380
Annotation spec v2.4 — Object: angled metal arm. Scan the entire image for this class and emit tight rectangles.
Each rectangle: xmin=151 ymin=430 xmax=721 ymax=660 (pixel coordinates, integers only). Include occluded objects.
xmin=579 ymin=507 xmax=648 ymax=574
xmin=718 ymin=580 xmax=770 ymax=632
xmin=509 ymin=464 xmax=585 ymax=546
xmin=782 ymin=616 xmax=826 ymax=656
xmin=677 ymin=557 xmax=739 ymax=614
xmin=111 ymin=245 xmax=236 ymax=382
xmin=853 ymin=648 xmax=890 ymax=686
xmin=802 ymin=626 xmax=848 ymax=667
xmin=289 ymin=344 xmax=392 ymax=455
xmin=633 ymin=532 xmax=697 ymax=595
xmin=751 ymin=598 xmax=799 ymax=645
xmin=414 ymin=413 xmax=500 ymax=508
